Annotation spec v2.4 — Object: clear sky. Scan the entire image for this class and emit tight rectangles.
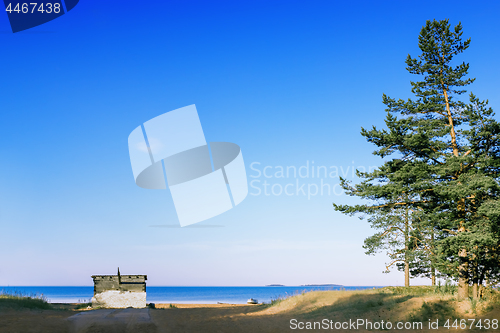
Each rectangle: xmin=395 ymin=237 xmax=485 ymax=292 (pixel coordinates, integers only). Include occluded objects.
xmin=1 ymin=0 xmax=500 ymax=286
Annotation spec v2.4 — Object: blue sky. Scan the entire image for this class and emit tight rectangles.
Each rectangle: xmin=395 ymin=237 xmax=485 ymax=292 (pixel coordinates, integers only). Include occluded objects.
xmin=1 ymin=0 xmax=500 ymax=286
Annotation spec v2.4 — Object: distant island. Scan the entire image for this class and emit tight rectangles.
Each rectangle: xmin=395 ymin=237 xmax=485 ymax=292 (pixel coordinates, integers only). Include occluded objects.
xmin=265 ymin=284 xmax=343 ymax=287
xmin=300 ymin=284 xmax=342 ymax=287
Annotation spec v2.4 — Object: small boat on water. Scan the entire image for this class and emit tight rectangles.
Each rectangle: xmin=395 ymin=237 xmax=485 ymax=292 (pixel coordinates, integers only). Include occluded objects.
xmin=247 ymin=298 xmax=258 ymax=304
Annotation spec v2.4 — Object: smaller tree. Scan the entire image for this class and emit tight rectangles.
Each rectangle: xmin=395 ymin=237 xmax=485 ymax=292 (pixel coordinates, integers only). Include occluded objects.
xmin=362 ymin=205 xmax=414 ymax=286
xmin=334 ymin=159 xmax=429 ymax=287
xmin=403 ymin=212 xmax=439 ymax=285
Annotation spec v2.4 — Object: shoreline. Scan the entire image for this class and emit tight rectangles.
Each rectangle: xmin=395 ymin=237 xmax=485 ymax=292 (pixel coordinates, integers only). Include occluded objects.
xmin=50 ymin=302 xmax=265 ymax=311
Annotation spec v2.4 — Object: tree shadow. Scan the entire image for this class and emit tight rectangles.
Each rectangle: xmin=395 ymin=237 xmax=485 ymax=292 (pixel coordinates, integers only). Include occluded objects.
xmin=407 ymin=300 xmax=458 ymax=322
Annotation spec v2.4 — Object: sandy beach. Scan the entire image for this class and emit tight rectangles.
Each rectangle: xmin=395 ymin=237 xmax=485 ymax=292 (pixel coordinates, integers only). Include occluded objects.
xmin=2 ymin=289 xmax=500 ymax=333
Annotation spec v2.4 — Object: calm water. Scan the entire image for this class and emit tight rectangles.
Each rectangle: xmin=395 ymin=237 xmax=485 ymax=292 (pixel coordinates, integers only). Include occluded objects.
xmin=0 ymin=286 xmax=382 ymax=304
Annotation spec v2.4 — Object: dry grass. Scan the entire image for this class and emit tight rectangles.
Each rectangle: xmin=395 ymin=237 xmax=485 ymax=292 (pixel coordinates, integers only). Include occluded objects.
xmin=2 ymin=288 xmax=500 ymax=332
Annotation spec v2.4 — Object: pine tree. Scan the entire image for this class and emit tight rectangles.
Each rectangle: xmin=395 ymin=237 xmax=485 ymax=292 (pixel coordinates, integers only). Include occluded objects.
xmin=362 ymin=204 xmax=415 ymax=287
xmin=334 ymin=160 xmax=428 ymax=287
xmin=404 ymin=212 xmax=439 ymax=285
xmin=334 ymin=19 xmax=500 ymax=297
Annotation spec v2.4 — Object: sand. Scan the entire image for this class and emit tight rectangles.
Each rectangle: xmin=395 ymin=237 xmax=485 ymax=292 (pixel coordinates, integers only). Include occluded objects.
xmin=2 ymin=291 xmax=500 ymax=333
xmin=0 ymin=303 xmax=283 ymax=333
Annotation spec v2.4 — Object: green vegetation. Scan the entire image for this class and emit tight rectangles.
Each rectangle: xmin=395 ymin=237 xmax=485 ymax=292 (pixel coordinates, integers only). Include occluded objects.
xmin=0 ymin=290 xmax=53 ymax=310
xmin=382 ymin=284 xmax=457 ymax=296
xmin=333 ymin=19 xmax=500 ymax=299
xmin=169 ymin=303 xmax=178 ymax=308
xmin=74 ymin=301 xmax=92 ymax=310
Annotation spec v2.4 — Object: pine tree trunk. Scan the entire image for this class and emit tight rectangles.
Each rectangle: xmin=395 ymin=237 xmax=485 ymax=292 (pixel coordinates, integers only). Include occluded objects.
xmin=458 ymin=248 xmax=469 ymax=299
xmin=478 ymin=273 xmax=485 ymax=299
xmin=443 ymin=88 xmax=459 ymax=156
xmin=405 ymin=261 xmax=410 ymax=287
xmin=458 ymin=277 xmax=469 ymax=299
xmin=472 ymin=255 xmax=479 ymax=299
xmin=444 ymin=86 xmax=469 ymax=299
xmin=431 ymin=232 xmax=435 ymax=286
xmin=405 ymin=206 xmax=410 ymax=287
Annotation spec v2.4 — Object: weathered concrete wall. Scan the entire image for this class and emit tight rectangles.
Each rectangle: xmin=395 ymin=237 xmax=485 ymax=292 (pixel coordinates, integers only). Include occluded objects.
xmin=91 ymin=290 xmax=146 ymax=308
xmin=92 ymin=275 xmax=147 ymax=293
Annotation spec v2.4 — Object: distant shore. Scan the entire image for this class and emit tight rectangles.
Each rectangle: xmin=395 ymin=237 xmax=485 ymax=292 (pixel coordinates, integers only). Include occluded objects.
xmin=300 ymin=284 xmax=342 ymax=287
xmin=265 ymin=284 xmax=343 ymax=287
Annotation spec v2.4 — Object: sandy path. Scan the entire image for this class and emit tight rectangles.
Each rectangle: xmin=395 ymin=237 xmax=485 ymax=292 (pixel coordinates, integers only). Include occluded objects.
xmin=150 ymin=304 xmax=286 ymax=333
xmin=67 ymin=308 xmax=157 ymax=333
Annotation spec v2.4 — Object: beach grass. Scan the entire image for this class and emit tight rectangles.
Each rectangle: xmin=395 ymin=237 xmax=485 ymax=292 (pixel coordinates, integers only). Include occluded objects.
xmin=0 ymin=290 xmax=53 ymax=310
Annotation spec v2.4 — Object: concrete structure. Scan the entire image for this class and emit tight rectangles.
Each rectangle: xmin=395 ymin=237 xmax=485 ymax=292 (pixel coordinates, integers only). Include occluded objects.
xmin=91 ymin=268 xmax=147 ymax=308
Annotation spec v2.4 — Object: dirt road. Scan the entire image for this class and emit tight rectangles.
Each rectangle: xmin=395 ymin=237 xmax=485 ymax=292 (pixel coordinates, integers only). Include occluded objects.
xmin=67 ymin=308 xmax=157 ymax=333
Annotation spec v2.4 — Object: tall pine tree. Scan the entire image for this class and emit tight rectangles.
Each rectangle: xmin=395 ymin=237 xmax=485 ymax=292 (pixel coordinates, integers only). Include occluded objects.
xmin=334 ymin=19 xmax=500 ymax=297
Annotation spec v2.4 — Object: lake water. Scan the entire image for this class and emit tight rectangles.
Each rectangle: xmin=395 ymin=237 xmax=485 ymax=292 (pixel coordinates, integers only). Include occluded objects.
xmin=0 ymin=286 xmax=383 ymax=304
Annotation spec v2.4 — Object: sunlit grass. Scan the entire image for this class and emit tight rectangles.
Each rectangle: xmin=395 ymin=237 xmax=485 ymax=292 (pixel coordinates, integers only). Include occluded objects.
xmin=257 ymin=285 xmax=500 ymax=327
